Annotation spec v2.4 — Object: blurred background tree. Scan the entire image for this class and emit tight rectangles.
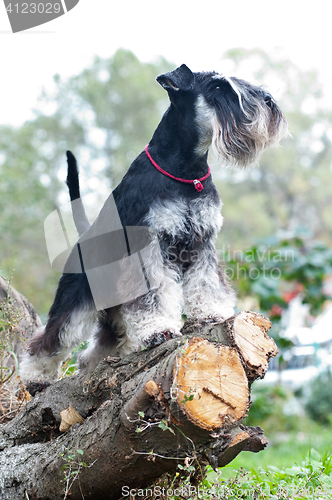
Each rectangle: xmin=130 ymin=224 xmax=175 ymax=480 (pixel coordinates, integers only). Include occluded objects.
xmin=0 ymin=47 xmax=331 ymax=322
xmin=0 ymin=49 xmax=172 ymax=318
xmin=215 ymin=48 xmax=332 ymax=249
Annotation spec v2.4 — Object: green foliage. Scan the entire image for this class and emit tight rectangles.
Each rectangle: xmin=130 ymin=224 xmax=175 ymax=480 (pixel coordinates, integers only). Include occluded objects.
xmin=60 ymin=447 xmax=87 ymax=500
xmin=213 ymin=449 xmax=332 ymax=499
xmin=158 ymin=419 xmax=175 ymax=435
xmin=224 ymin=231 xmax=332 ymax=374
xmin=141 ymin=448 xmax=332 ymax=499
xmin=180 ymin=388 xmax=195 ymax=404
xmin=60 ymin=341 xmax=88 ymax=378
xmin=134 ymin=412 xmax=176 ymax=436
xmin=246 ymin=385 xmax=289 ymax=423
xmin=243 ymin=384 xmax=300 ymax=434
xmin=305 ymin=369 xmax=332 ymax=424
xmin=181 ymin=394 xmax=194 ymax=404
xmin=224 ymin=230 xmax=332 ymax=318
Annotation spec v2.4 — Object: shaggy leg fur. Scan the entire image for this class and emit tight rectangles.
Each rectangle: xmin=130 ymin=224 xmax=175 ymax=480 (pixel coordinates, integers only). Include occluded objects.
xmin=20 ymin=308 xmax=97 ymax=383
xmin=182 ymin=243 xmax=235 ymax=321
xmin=119 ymin=265 xmax=184 ymax=355
xmin=78 ymin=308 xmax=123 ymax=374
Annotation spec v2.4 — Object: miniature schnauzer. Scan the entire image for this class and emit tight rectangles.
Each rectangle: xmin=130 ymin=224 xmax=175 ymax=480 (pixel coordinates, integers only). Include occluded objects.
xmin=20 ymin=64 xmax=288 ymax=384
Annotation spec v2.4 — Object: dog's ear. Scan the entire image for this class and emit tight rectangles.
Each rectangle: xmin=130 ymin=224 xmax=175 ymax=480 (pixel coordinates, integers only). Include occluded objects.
xmin=156 ymin=64 xmax=194 ymax=92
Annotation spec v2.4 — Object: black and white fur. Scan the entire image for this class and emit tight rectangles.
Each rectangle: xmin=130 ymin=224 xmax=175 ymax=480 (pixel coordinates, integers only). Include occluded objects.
xmin=20 ymin=64 xmax=288 ymax=383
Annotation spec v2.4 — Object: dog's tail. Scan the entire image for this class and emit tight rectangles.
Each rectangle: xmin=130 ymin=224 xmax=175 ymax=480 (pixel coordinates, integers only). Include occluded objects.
xmin=66 ymin=150 xmax=91 ymax=236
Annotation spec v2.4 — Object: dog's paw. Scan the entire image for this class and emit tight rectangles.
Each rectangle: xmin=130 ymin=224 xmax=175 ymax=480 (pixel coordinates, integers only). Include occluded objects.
xmin=25 ymin=381 xmax=51 ymax=397
xmin=211 ymin=308 xmax=235 ymax=322
xmin=143 ymin=330 xmax=180 ymax=349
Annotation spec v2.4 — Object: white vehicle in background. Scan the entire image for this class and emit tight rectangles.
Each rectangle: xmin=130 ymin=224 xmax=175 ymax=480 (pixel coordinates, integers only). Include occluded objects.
xmin=263 ymin=298 xmax=332 ymax=388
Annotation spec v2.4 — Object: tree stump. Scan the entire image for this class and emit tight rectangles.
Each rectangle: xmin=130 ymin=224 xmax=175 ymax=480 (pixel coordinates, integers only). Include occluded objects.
xmin=0 ymin=311 xmax=277 ymax=500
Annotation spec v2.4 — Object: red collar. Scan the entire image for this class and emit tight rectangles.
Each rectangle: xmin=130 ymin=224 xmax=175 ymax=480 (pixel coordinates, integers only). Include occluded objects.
xmin=145 ymin=144 xmax=211 ymax=192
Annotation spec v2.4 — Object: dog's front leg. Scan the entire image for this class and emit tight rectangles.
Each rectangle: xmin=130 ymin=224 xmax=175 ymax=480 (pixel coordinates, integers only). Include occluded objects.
xmin=119 ymin=265 xmax=183 ymax=354
xmin=182 ymin=242 xmax=236 ymax=322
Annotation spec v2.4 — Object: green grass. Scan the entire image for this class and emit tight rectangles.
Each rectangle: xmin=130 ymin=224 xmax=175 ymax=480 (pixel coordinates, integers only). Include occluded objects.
xmin=208 ymin=448 xmax=332 ymax=499
xmin=162 ymin=419 xmax=332 ymax=499
xmin=164 ymin=446 xmax=332 ymax=499
xmin=211 ymin=419 xmax=332 ymax=498
xmin=222 ymin=419 xmax=332 ymax=475
xmin=156 ymin=445 xmax=332 ymax=500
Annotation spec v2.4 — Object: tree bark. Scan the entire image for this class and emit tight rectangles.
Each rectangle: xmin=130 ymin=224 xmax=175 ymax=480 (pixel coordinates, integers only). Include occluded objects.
xmin=0 ymin=311 xmax=277 ymax=500
xmin=0 ymin=276 xmax=42 ymax=422
xmin=0 ymin=275 xmax=42 ymax=368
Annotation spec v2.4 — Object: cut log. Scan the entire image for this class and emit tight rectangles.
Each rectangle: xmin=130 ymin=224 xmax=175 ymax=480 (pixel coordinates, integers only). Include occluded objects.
xmin=223 ymin=311 xmax=278 ymax=382
xmin=174 ymin=338 xmax=249 ymax=430
xmin=181 ymin=311 xmax=278 ymax=383
xmin=0 ymin=311 xmax=277 ymax=500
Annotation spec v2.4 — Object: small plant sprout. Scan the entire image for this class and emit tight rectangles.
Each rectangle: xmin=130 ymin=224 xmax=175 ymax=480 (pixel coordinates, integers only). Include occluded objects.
xmin=60 ymin=447 xmax=97 ymax=500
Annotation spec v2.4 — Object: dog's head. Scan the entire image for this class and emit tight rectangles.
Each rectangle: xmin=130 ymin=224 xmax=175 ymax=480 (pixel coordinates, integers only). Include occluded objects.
xmin=157 ymin=65 xmax=288 ymax=167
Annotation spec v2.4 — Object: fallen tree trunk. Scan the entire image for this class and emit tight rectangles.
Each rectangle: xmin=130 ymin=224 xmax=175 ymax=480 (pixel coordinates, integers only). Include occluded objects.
xmin=0 ymin=311 xmax=277 ymax=500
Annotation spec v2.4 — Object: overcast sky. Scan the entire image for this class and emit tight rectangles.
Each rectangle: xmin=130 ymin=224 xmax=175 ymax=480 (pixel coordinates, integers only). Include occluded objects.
xmin=0 ymin=0 xmax=331 ymax=127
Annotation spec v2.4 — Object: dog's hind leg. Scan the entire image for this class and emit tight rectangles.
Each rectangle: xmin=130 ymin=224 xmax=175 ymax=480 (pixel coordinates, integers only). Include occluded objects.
xmin=78 ymin=308 xmax=123 ymax=375
xmin=20 ymin=274 xmax=97 ymax=384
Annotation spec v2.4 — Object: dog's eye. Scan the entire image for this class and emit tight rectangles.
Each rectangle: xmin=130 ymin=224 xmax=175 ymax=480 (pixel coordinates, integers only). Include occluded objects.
xmin=215 ymin=86 xmax=221 ymax=90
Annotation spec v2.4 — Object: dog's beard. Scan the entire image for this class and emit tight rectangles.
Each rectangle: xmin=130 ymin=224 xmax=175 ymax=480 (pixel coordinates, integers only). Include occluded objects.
xmin=211 ymin=80 xmax=288 ymax=168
